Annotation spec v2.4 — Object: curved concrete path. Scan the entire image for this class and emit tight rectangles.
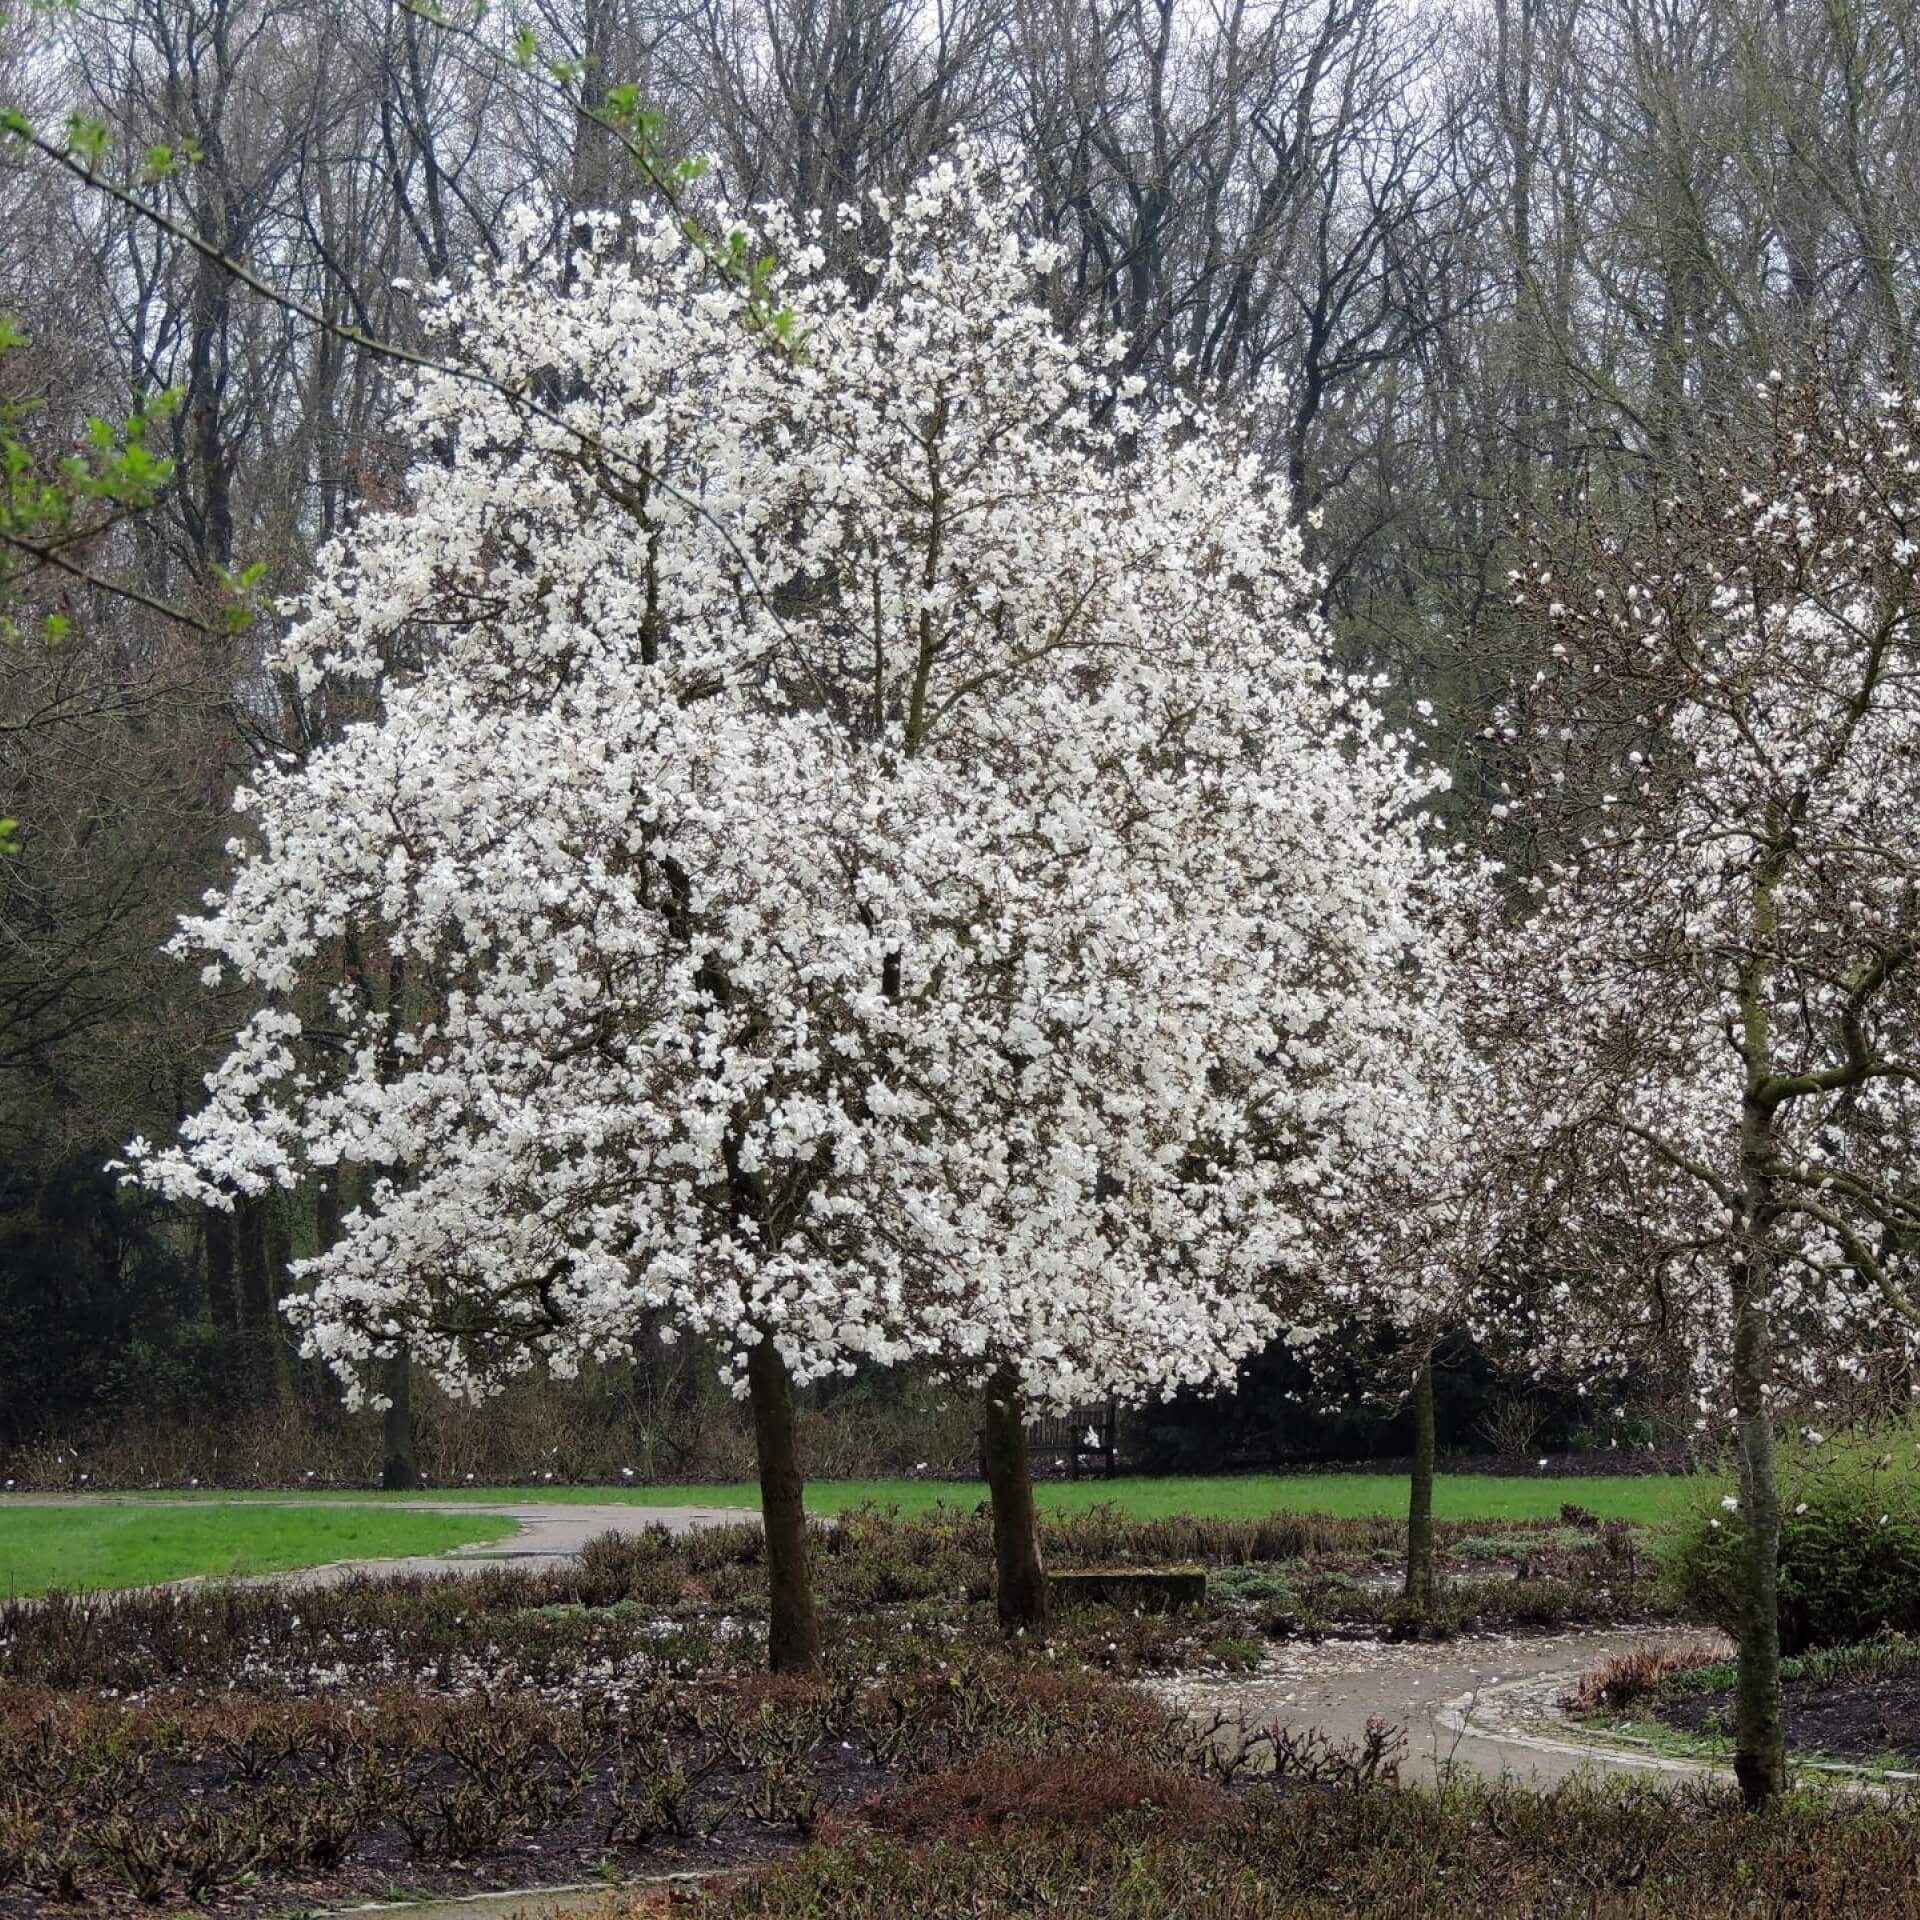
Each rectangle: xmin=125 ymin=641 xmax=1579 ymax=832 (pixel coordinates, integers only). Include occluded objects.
xmin=1146 ymin=1624 xmax=1737 ymax=1789
xmin=274 ymin=1498 xmax=761 ymax=1583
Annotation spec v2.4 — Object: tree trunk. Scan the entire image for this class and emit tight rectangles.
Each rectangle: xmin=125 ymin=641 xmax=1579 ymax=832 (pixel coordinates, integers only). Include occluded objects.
xmin=1730 ymin=1266 xmax=1786 ymax=1809
xmin=265 ymin=1198 xmax=295 ymax=1307
xmin=1731 ymin=858 xmax=1789 ymax=1813
xmin=315 ymin=1174 xmax=343 ymax=1257
xmin=747 ymin=1333 xmax=823 ymax=1675
xmin=981 ymin=1368 xmax=1049 ymax=1632
xmin=380 ymin=1346 xmax=421 ymax=1490
xmin=236 ymin=1195 xmax=273 ymax=1329
xmin=204 ymin=1205 xmax=239 ymax=1330
xmin=1405 ymin=1350 xmax=1437 ymax=1610
xmin=263 ymin=1196 xmax=296 ymax=1397
xmin=236 ymin=1196 xmax=286 ymax=1397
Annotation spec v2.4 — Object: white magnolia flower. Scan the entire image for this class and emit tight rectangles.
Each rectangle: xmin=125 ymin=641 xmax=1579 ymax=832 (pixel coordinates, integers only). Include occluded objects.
xmin=129 ymin=154 xmax=1467 ymax=1434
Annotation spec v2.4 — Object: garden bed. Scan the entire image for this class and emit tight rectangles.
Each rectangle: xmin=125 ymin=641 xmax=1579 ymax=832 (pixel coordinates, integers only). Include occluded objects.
xmin=1567 ymin=1635 xmax=1920 ymax=1775
xmin=1658 ymin=1672 xmax=1920 ymax=1769
xmin=0 ymin=1508 xmax=1743 ymax=1915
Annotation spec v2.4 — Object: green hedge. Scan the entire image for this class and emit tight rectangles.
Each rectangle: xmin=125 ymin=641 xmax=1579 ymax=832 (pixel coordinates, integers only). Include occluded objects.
xmin=1658 ymin=1430 xmax=1920 ymax=1654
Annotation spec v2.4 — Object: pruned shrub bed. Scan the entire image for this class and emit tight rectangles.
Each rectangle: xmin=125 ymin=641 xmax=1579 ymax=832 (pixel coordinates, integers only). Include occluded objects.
xmin=677 ymin=1777 xmax=1920 ymax=1918
xmin=0 ymin=1507 xmax=1666 ymax=1707
xmin=0 ymin=1500 xmax=1879 ymax=1917
xmin=0 ymin=1642 xmax=1212 ymax=1912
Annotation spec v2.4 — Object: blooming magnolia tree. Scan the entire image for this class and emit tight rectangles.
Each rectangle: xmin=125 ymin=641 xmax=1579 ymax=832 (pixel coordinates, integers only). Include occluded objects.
xmin=130 ymin=156 xmax=1465 ymax=1658
xmin=1478 ymin=376 xmax=1920 ymax=1806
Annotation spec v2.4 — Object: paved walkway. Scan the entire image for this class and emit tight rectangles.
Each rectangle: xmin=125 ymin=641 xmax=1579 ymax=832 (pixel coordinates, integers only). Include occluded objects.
xmin=1146 ymin=1623 xmax=1734 ymax=1789
xmin=288 ymin=1498 xmax=761 ymax=1582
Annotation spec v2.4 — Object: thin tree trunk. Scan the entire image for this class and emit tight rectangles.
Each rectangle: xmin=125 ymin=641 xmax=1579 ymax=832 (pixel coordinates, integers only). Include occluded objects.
xmin=263 ymin=1196 xmax=296 ymax=1397
xmin=236 ymin=1195 xmax=273 ymax=1328
xmin=204 ymin=1205 xmax=239 ymax=1330
xmin=981 ymin=1367 xmax=1049 ymax=1632
xmin=1730 ymin=854 xmax=1788 ymax=1812
xmin=311 ymin=1171 xmax=350 ymax=1404
xmin=1730 ymin=1259 xmax=1786 ymax=1809
xmin=748 ymin=1333 xmax=823 ymax=1675
xmin=380 ymin=1346 xmax=421 ymax=1490
xmin=265 ymin=1198 xmax=294 ymax=1307
xmin=315 ymin=1174 xmax=343 ymax=1258
xmin=236 ymin=1196 xmax=286 ymax=1397
xmin=1405 ymin=1350 xmax=1437 ymax=1609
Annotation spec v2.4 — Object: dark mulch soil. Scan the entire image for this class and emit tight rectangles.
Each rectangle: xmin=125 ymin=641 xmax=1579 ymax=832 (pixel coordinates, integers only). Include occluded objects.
xmin=1658 ymin=1676 xmax=1920 ymax=1768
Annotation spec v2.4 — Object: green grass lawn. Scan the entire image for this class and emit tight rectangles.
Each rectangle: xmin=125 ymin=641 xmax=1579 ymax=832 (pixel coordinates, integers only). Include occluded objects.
xmin=114 ymin=1471 xmax=1693 ymax=1526
xmin=0 ymin=1473 xmax=1694 ymax=1593
xmin=0 ymin=1504 xmax=517 ymax=1599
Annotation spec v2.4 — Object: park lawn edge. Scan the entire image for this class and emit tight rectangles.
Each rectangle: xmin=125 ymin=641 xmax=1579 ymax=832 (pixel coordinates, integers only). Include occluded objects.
xmin=3 ymin=1471 xmax=1696 ymax=1526
xmin=0 ymin=1503 xmax=519 ymax=1598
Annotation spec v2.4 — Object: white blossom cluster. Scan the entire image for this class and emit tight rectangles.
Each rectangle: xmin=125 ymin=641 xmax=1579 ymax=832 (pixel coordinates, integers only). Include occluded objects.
xmin=128 ymin=157 xmax=1465 ymax=1415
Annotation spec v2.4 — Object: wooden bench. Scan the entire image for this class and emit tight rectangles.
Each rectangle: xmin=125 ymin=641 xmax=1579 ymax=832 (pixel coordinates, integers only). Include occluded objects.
xmin=1048 ymin=1566 xmax=1207 ymax=1611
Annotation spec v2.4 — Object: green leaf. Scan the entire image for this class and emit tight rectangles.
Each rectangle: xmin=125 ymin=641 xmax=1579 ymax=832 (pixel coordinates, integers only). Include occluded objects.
xmin=63 ymin=111 xmax=108 ymax=168
xmin=213 ymin=558 xmax=269 ymax=632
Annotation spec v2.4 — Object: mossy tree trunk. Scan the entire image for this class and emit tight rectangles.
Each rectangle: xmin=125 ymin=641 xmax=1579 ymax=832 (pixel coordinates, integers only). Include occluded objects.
xmin=1729 ymin=1262 xmax=1785 ymax=1810
xmin=748 ymin=1332 xmax=823 ymax=1676
xmin=981 ymin=1367 xmax=1049 ymax=1632
xmin=1728 ymin=831 xmax=1790 ymax=1811
xmin=1404 ymin=1348 xmax=1438 ymax=1610
xmin=1731 ymin=1045 xmax=1786 ymax=1809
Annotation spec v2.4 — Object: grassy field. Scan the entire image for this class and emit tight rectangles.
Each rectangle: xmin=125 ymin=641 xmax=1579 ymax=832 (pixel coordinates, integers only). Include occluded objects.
xmin=0 ymin=1504 xmax=516 ymax=1598
xmin=0 ymin=1473 xmax=1695 ymax=1593
xmin=116 ymin=1471 xmax=1695 ymax=1525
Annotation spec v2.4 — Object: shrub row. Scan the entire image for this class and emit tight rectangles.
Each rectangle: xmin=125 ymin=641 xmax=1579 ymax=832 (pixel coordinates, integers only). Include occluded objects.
xmin=685 ymin=1776 xmax=1920 ymax=1918
xmin=1 ymin=1506 xmax=1667 ymax=1694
